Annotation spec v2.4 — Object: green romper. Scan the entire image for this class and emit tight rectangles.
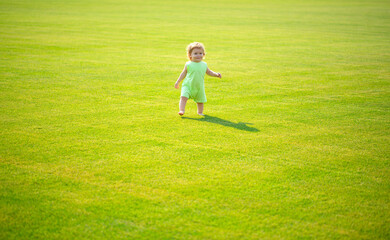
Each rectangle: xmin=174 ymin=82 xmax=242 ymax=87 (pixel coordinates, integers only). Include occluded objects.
xmin=181 ymin=61 xmax=208 ymax=103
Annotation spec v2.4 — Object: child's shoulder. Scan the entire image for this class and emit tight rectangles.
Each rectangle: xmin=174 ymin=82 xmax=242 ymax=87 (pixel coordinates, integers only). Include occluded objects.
xmin=186 ymin=61 xmax=207 ymax=65
xmin=186 ymin=61 xmax=207 ymax=64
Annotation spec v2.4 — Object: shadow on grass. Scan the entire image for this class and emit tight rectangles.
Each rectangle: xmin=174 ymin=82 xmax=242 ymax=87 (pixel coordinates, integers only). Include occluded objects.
xmin=182 ymin=115 xmax=259 ymax=132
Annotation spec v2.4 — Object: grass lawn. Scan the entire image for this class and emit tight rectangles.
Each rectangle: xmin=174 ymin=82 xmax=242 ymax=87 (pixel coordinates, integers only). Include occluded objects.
xmin=0 ymin=0 xmax=389 ymax=239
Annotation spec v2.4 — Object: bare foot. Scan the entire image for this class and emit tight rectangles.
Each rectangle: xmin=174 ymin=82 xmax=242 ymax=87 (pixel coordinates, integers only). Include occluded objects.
xmin=178 ymin=111 xmax=184 ymax=116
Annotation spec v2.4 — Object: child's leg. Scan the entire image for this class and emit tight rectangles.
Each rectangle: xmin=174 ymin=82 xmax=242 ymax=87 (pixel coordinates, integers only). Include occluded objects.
xmin=197 ymin=103 xmax=204 ymax=115
xmin=179 ymin=96 xmax=188 ymax=115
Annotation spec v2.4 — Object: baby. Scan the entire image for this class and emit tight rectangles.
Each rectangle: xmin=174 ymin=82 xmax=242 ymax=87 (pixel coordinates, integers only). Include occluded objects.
xmin=175 ymin=42 xmax=221 ymax=116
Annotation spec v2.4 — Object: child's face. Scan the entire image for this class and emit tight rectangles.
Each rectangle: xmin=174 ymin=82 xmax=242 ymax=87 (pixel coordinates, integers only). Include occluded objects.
xmin=190 ymin=48 xmax=204 ymax=62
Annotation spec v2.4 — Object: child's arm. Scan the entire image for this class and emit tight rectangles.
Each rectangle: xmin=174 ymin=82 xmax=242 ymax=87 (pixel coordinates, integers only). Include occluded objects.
xmin=175 ymin=65 xmax=187 ymax=89
xmin=206 ymin=68 xmax=222 ymax=78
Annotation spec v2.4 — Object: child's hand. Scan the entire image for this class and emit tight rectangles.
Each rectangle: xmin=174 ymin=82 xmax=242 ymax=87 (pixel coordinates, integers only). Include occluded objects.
xmin=174 ymin=82 xmax=179 ymax=89
xmin=217 ymin=73 xmax=222 ymax=78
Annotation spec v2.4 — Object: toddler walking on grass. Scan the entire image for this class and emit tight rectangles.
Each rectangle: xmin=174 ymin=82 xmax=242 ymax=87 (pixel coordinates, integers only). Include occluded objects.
xmin=174 ymin=42 xmax=221 ymax=116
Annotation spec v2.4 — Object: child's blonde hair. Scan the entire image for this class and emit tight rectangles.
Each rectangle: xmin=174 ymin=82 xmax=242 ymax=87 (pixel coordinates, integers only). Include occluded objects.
xmin=187 ymin=42 xmax=206 ymax=60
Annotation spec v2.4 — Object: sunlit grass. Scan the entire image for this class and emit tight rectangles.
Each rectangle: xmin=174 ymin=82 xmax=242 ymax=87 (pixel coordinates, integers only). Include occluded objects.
xmin=0 ymin=0 xmax=389 ymax=239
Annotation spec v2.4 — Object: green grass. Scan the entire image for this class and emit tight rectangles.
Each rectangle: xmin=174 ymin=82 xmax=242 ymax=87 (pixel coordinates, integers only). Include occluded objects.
xmin=1 ymin=0 xmax=389 ymax=239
